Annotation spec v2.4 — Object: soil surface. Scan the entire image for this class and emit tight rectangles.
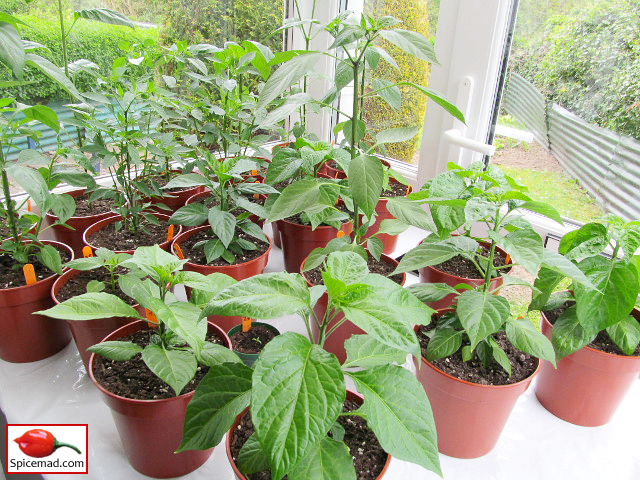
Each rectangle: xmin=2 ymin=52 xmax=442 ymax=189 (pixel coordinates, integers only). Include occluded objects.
xmin=92 ymin=328 xmax=225 ymax=400
xmin=230 ymin=324 xmax=278 ymax=354
xmin=417 ymin=315 xmax=538 ymax=385
xmin=380 ymin=180 xmax=410 ymax=198
xmin=56 ymin=268 xmax=135 ymax=305
xmin=229 ymin=400 xmax=387 ymax=480
xmin=0 ymin=247 xmax=71 ymax=289
xmin=87 ymin=219 xmax=171 ymax=251
xmin=305 ymin=254 xmax=403 ymax=286
xmin=179 ymin=229 xmax=269 ymax=266
xmin=71 ymin=194 xmax=115 ymax=217
xmin=431 ymin=247 xmax=507 ymax=280
xmin=544 ymin=303 xmax=640 ymax=356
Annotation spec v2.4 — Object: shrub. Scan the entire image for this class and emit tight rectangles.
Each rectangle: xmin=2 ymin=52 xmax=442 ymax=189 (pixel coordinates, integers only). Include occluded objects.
xmin=361 ymin=0 xmax=431 ymax=163
xmin=0 ymin=14 xmax=158 ymax=105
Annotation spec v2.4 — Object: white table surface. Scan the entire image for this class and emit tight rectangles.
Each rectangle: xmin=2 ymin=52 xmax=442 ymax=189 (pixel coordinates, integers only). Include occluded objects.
xmin=1 ymin=225 xmax=638 ymax=480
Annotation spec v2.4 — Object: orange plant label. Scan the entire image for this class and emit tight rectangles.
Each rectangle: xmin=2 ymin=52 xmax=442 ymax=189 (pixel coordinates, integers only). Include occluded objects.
xmin=145 ymin=308 xmax=158 ymax=325
xmin=174 ymin=244 xmax=185 ymax=259
xmin=82 ymin=246 xmax=93 ymax=258
xmin=242 ymin=317 xmax=252 ymax=332
xmin=26 ymin=199 xmax=31 ymax=212
xmin=253 ymin=180 xmax=261 ymax=200
xmin=167 ymin=224 xmax=174 ymax=242
xmin=23 ymin=264 xmax=36 ymax=285
xmin=505 ymin=254 xmax=511 ymax=264
xmin=406 ymin=184 xmax=412 ymax=196
xmin=336 ymin=231 xmax=345 ymax=238
xmin=251 ymin=170 xmax=258 ymax=176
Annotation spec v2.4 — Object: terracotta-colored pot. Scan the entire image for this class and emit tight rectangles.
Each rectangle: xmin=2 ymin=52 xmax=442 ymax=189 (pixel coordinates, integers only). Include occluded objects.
xmin=318 ymin=159 xmax=346 ymax=179
xmin=271 ymin=220 xmax=282 ymax=248
xmin=88 ymin=320 xmax=229 ymax=478
xmin=414 ymin=323 xmax=540 ymax=458
xmin=226 ymin=390 xmax=391 ymax=480
xmin=534 ymin=308 xmax=640 ymax=427
xmin=184 ymin=190 xmax=264 ymax=229
xmin=0 ymin=240 xmax=74 ymax=363
xmin=45 ymin=189 xmax=115 ymax=257
xmin=305 ymin=254 xmax=405 ymax=364
xmin=277 ymin=218 xmax=353 ymax=274
xmin=419 ymin=240 xmax=511 ymax=310
xmin=83 ymin=213 xmax=181 ymax=255
xmin=138 ymin=170 xmax=205 ymax=212
xmin=51 ymin=269 xmax=143 ymax=370
xmin=227 ymin=321 xmax=280 ymax=367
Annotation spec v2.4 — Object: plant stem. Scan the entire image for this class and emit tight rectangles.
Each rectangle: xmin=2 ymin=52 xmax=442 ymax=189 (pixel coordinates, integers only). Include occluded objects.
xmin=1 ymin=163 xmax=20 ymax=246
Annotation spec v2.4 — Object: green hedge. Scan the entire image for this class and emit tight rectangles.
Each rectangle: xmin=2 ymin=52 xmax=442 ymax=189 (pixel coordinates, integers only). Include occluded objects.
xmin=0 ymin=14 xmax=158 ymax=105
xmin=362 ymin=0 xmax=431 ymax=163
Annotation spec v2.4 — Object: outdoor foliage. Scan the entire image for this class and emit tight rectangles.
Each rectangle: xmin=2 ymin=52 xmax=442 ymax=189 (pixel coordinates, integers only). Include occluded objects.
xmin=362 ymin=0 xmax=430 ymax=162
xmin=511 ymin=0 xmax=640 ymax=139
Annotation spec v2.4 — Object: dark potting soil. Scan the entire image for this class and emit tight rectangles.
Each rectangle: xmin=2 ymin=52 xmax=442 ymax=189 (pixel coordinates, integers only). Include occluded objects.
xmin=380 ymin=180 xmax=410 ymax=199
xmin=305 ymin=254 xmax=403 ymax=286
xmin=230 ymin=324 xmax=278 ymax=354
xmin=87 ymin=219 xmax=171 ymax=251
xmin=432 ymin=246 xmax=508 ymax=280
xmin=56 ymin=268 xmax=136 ymax=305
xmin=416 ymin=318 xmax=538 ymax=385
xmin=0 ymin=248 xmax=71 ymax=289
xmin=229 ymin=400 xmax=387 ymax=480
xmin=179 ymin=229 xmax=269 ymax=266
xmin=92 ymin=328 xmax=225 ymax=400
xmin=72 ymin=194 xmax=114 ymax=217
xmin=544 ymin=303 xmax=640 ymax=356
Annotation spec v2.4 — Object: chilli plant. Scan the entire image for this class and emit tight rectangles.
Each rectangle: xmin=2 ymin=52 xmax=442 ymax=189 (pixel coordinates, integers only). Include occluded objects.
xmin=530 ymin=216 xmax=640 ymax=358
xmin=37 ymin=245 xmax=238 ymax=396
xmin=178 ymin=251 xmax=442 ymax=479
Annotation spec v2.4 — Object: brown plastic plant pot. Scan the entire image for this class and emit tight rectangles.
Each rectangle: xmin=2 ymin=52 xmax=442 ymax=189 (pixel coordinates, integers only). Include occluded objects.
xmin=88 ymin=320 xmax=230 ymax=478
xmin=51 ymin=269 xmax=144 ymax=370
xmin=318 ymin=159 xmax=347 ymax=179
xmin=83 ymin=213 xmax=181 ymax=255
xmin=303 ymin=253 xmax=405 ymax=364
xmin=226 ymin=390 xmax=391 ymax=480
xmin=184 ymin=190 xmax=264 ymax=230
xmin=534 ymin=308 xmax=640 ymax=427
xmin=276 ymin=217 xmax=353 ymax=274
xmin=413 ymin=323 xmax=540 ymax=459
xmin=0 ymin=240 xmax=74 ymax=363
xmin=44 ymin=188 xmax=116 ymax=258
xmin=419 ymin=240 xmax=512 ymax=310
xmin=270 ymin=220 xmax=282 ymax=248
xmin=137 ymin=170 xmax=206 ymax=212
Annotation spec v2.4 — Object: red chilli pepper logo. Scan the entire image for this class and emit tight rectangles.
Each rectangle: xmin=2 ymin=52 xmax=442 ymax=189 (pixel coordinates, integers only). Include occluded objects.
xmin=14 ymin=429 xmax=81 ymax=458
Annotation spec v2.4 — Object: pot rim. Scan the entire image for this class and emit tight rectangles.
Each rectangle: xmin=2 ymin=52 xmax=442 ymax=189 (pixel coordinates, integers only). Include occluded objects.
xmin=88 ymin=319 xmax=230 ymax=405
xmin=0 ymin=239 xmax=74 ymax=292
xmin=45 ymin=188 xmax=116 ymax=221
xmin=414 ymin=322 xmax=542 ymax=390
xmin=170 ymin=225 xmax=272 ymax=271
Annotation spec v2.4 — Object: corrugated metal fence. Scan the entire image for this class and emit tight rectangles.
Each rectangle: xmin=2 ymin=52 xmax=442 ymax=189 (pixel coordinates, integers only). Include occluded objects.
xmin=503 ymin=73 xmax=640 ymax=221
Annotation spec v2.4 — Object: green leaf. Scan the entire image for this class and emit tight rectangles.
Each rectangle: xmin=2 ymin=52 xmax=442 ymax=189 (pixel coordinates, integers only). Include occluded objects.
xmin=37 ymin=244 xmax=63 ymax=275
xmin=87 ymin=341 xmax=142 ymax=361
xmin=128 ymin=245 xmax=187 ymax=279
xmin=489 ymin=338 xmax=512 ymax=376
xmin=393 ymin=240 xmax=459 ymax=274
xmin=552 ymin=305 xmax=593 ymax=359
xmin=74 ymin=8 xmax=135 ymax=28
xmin=50 ymin=193 xmax=76 ymax=224
xmin=268 ymin=178 xmax=339 ymax=222
xmin=36 ymin=292 xmax=142 ymax=321
xmin=16 ymin=149 xmax=50 ymax=166
xmin=463 ymin=196 xmax=494 ymax=228
xmin=170 ymin=203 xmax=208 ymax=226
xmin=25 ymin=53 xmax=81 ymax=100
xmin=607 ymin=315 xmax=640 ymax=356
xmin=457 ymin=290 xmax=510 ymax=349
xmin=488 ymin=227 xmax=544 ymax=275
xmin=86 ymin=280 xmax=105 ymax=293
xmin=407 ymin=283 xmax=459 ymax=303
xmin=178 ymin=270 xmax=237 ymax=293
xmin=386 ymin=197 xmax=437 ymax=233
xmin=506 ymin=316 xmax=556 ymax=366
xmin=347 ymin=365 xmax=441 ymax=476
xmin=257 ymin=52 xmax=322 ymax=109
xmin=202 ymin=272 xmax=310 ymax=319
xmin=575 ymin=256 xmax=639 ymax=332
xmin=375 ymin=126 xmax=419 ymax=145
xmin=146 ymin=298 xmax=205 ymax=356
xmin=265 ymin=154 xmax=303 ymax=185
xmin=406 ymin=83 xmax=466 ymax=124
xmin=539 ymin=250 xmax=594 ymax=289
xmin=237 ymin=434 xmax=270 ymax=475
xmin=0 ymin=22 xmax=24 ymax=77
xmin=342 ymin=119 xmax=366 ymax=147
xmin=178 ymin=362 xmax=253 ymax=451
xmin=342 ymin=334 xmax=408 ymax=368
xmin=348 ymin=155 xmax=383 ymax=219
xmin=6 ymin=164 xmax=50 ymax=212
xmin=208 ymin=207 xmax=236 ymax=248
xmin=22 ymin=104 xmax=59 ymax=132
xmin=427 ymin=171 xmax=467 ymax=235
xmin=559 ymin=223 xmax=609 ymax=261
xmin=371 ymin=79 xmax=401 ymax=111
xmin=519 ymin=201 xmax=563 ymax=224
xmin=200 ymin=342 xmax=242 ymax=366
xmin=252 ymin=333 xmax=345 ymax=480
xmin=529 ymin=266 xmax=565 ymax=312
xmin=379 ymin=29 xmax=438 ymax=64
xmin=325 ymin=251 xmax=369 ymax=285
xmin=377 ymin=218 xmax=409 ymax=236
xmin=366 ymin=237 xmax=383 ymax=261
xmin=141 ymin=345 xmax=197 ymax=396
xmin=288 ymin=436 xmax=356 ymax=480
xmin=425 ymin=327 xmax=463 ymax=361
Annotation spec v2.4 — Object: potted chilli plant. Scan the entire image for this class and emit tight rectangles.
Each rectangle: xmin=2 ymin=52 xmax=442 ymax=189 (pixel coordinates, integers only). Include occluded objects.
xmin=179 ymin=251 xmax=442 ymax=480
xmin=392 ymin=161 xmax=595 ymax=458
xmin=38 ymin=245 xmax=238 ymax=478
xmin=531 ymin=216 xmax=640 ymax=427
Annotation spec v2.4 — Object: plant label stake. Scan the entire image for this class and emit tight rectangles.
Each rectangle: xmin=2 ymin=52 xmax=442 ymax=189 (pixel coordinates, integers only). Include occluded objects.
xmin=174 ymin=244 xmax=185 ymax=260
xmin=253 ymin=180 xmax=261 ymax=200
xmin=145 ymin=308 xmax=158 ymax=326
xmin=242 ymin=317 xmax=252 ymax=332
xmin=167 ymin=224 xmax=174 ymax=242
xmin=406 ymin=184 xmax=412 ymax=196
xmin=26 ymin=199 xmax=31 ymax=212
xmin=251 ymin=170 xmax=258 ymax=176
xmin=82 ymin=246 xmax=93 ymax=258
xmin=337 ymin=231 xmax=345 ymax=238
xmin=23 ymin=264 xmax=36 ymax=285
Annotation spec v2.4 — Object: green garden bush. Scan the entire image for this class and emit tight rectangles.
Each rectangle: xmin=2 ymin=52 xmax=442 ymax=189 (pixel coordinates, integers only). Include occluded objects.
xmin=362 ymin=0 xmax=431 ymax=163
xmin=0 ymin=14 xmax=158 ymax=105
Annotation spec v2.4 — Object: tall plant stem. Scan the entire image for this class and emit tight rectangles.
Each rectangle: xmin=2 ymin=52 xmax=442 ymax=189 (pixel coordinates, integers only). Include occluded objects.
xmin=350 ymin=60 xmax=361 ymax=239
xmin=0 ymin=154 xmax=20 ymax=245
